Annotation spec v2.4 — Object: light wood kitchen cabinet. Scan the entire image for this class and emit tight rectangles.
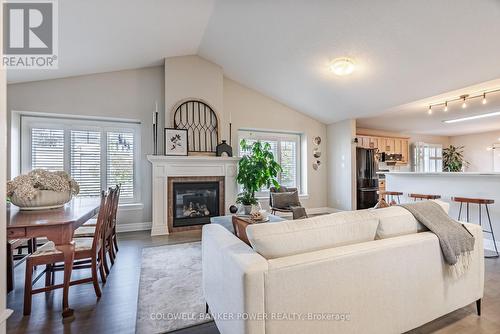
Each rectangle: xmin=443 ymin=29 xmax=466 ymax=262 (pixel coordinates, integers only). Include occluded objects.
xmin=356 ymin=133 xmax=410 ymax=165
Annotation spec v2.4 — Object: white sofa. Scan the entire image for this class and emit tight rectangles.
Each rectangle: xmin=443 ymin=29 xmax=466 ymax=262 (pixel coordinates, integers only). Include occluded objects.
xmin=202 ymin=201 xmax=484 ymax=334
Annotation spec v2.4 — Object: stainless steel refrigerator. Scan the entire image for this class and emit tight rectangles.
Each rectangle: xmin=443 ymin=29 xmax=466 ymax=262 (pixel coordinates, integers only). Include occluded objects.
xmin=356 ymin=147 xmax=379 ymax=209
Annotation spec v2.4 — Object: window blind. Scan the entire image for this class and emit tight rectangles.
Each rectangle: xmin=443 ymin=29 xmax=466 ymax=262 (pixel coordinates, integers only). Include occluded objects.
xmin=31 ymin=128 xmax=65 ymax=171
xmin=280 ymin=140 xmax=297 ymax=187
xmin=107 ymin=132 xmax=134 ymax=199
xmin=70 ymin=130 xmax=101 ymax=197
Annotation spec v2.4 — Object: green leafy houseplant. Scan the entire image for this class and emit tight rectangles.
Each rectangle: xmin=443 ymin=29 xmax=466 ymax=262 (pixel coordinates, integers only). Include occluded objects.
xmin=442 ymin=145 xmax=469 ymax=172
xmin=236 ymin=140 xmax=282 ymax=212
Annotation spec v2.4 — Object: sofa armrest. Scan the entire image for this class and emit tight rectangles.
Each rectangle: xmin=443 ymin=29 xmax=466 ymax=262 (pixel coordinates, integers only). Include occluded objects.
xmin=202 ymin=224 xmax=268 ymax=334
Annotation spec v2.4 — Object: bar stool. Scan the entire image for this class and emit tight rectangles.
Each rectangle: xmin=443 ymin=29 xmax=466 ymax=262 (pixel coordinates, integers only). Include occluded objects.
xmin=408 ymin=193 xmax=441 ymax=201
xmin=378 ymin=191 xmax=403 ymax=205
xmin=452 ymin=197 xmax=499 ymax=258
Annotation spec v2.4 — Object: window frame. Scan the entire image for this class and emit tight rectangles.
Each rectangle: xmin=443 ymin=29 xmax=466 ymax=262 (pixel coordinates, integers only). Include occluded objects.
xmin=414 ymin=142 xmax=443 ymax=173
xmin=238 ymin=129 xmax=302 ymax=196
xmin=20 ymin=115 xmax=141 ymax=203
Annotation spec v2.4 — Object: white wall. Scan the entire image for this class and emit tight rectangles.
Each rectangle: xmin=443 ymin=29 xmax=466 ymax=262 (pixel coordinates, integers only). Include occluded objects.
xmin=327 ymin=119 xmax=356 ymax=210
xmin=1 ymin=0 xmax=11 ymax=328
xmin=450 ymin=130 xmax=500 ymax=172
xmin=224 ymin=78 xmax=328 ymax=209
xmin=7 ymin=66 xmax=165 ymax=229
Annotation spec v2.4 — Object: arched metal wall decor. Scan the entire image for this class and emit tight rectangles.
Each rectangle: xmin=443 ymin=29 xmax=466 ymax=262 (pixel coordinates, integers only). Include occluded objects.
xmin=173 ymin=100 xmax=219 ymax=153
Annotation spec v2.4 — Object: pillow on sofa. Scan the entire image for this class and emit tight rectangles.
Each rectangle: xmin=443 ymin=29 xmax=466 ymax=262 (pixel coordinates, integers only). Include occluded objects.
xmin=371 ymin=199 xmax=450 ymax=239
xmin=246 ymin=210 xmax=379 ymax=259
xmin=271 ymin=191 xmax=300 ymax=209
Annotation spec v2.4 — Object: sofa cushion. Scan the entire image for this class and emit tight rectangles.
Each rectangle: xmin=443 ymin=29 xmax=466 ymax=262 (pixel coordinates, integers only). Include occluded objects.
xmin=372 ymin=199 xmax=450 ymax=239
xmin=246 ymin=210 xmax=379 ymax=259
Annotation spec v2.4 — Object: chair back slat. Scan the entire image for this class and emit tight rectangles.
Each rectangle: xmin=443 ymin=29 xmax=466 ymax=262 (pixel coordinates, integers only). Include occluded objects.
xmin=105 ymin=185 xmax=120 ymax=238
xmin=92 ymin=189 xmax=113 ymax=252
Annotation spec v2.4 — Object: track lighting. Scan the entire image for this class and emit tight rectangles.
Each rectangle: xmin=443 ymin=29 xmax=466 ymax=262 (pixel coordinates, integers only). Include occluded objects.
xmin=426 ymin=89 xmax=500 ymax=115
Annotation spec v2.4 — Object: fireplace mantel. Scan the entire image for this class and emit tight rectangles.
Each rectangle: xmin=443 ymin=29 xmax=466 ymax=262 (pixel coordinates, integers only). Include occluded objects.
xmin=147 ymin=155 xmax=239 ymax=235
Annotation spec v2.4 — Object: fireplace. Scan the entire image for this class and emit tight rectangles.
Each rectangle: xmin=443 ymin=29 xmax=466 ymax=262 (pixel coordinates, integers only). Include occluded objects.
xmin=168 ymin=176 xmax=225 ymax=232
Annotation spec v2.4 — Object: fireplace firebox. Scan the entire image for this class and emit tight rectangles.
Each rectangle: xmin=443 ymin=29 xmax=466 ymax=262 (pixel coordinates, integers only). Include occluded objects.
xmin=167 ymin=176 xmax=225 ymax=232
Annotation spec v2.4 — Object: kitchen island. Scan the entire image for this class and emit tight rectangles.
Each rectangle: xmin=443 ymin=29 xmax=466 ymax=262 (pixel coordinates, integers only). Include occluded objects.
xmin=379 ymin=171 xmax=500 ymax=251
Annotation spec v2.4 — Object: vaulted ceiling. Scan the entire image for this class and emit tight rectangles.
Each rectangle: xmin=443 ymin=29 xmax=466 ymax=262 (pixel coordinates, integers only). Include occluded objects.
xmin=7 ymin=0 xmax=500 ymax=130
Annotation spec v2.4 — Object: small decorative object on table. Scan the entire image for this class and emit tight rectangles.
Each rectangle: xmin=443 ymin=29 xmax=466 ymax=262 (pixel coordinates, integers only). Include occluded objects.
xmin=216 ymin=140 xmax=233 ymax=157
xmin=229 ymin=205 xmax=239 ymax=214
xmin=7 ymin=169 xmax=79 ymax=210
xmin=164 ymin=128 xmax=188 ymax=156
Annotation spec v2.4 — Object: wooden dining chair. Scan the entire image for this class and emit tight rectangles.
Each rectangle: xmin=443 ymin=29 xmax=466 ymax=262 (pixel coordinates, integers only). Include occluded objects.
xmin=23 ymin=190 xmax=113 ymax=315
xmin=73 ymin=185 xmax=121 ymax=275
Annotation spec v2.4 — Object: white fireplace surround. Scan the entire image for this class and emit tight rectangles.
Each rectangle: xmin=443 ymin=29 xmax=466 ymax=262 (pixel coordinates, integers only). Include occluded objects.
xmin=147 ymin=155 xmax=239 ymax=235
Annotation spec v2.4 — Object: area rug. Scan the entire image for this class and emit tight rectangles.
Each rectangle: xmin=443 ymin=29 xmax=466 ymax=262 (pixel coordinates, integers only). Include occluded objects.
xmin=135 ymin=242 xmax=211 ymax=334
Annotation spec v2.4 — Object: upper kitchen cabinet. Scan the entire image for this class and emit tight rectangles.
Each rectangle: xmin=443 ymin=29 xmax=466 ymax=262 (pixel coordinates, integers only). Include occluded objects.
xmin=356 ymin=133 xmax=409 ymax=165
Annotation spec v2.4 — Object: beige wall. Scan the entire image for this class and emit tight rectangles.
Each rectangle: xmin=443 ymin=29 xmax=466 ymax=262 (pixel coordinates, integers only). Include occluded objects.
xmin=327 ymin=119 xmax=356 ymax=210
xmin=7 ymin=66 xmax=165 ymax=227
xmin=6 ymin=59 xmax=330 ymax=231
xmin=224 ymin=78 xmax=328 ymax=209
xmin=164 ymin=56 xmax=229 ymax=140
xmin=450 ymin=130 xmax=500 ymax=172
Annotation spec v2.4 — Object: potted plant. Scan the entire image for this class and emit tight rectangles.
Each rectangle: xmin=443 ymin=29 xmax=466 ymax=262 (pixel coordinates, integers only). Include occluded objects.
xmin=236 ymin=140 xmax=282 ymax=215
xmin=442 ymin=145 xmax=469 ymax=172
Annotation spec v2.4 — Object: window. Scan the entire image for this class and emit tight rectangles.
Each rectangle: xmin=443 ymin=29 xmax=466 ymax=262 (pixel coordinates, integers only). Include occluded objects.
xmin=21 ymin=115 xmax=140 ymax=202
xmin=238 ymin=130 xmax=301 ymax=193
xmin=414 ymin=142 xmax=443 ymax=172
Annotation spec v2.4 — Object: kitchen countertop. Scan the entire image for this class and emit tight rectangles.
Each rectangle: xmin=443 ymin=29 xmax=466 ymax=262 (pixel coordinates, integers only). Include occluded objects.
xmin=377 ymin=171 xmax=500 ymax=176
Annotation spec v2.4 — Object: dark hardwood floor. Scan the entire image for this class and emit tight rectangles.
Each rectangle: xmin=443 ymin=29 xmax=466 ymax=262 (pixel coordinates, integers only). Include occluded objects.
xmin=6 ymin=230 xmax=500 ymax=334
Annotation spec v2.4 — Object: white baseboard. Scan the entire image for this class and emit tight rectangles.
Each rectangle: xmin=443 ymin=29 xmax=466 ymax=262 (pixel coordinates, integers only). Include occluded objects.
xmin=483 ymin=238 xmax=500 ymax=252
xmin=116 ymin=221 xmax=152 ymax=233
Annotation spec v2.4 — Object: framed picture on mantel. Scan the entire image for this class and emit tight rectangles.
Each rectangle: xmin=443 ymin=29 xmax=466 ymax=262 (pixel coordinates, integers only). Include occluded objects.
xmin=164 ymin=128 xmax=188 ymax=156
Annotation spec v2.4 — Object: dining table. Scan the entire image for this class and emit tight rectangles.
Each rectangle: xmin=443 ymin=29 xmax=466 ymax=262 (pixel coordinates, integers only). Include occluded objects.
xmin=7 ymin=197 xmax=101 ymax=318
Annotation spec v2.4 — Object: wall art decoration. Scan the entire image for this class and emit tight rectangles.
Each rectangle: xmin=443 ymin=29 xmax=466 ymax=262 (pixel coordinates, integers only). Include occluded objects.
xmin=165 ymin=128 xmax=188 ymax=156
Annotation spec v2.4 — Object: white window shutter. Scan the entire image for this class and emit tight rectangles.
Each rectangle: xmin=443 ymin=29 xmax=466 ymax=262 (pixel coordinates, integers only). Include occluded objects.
xmin=70 ymin=130 xmax=101 ymax=197
xmin=107 ymin=131 xmax=134 ymax=199
xmin=31 ymin=128 xmax=65 ymax=171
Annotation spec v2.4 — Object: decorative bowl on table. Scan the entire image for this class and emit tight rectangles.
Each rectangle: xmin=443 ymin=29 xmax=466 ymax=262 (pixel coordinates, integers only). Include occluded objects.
xmin=7 ymin=169 xmax=79 ymax=211
xmin=10 ymin=190 xmax=73 ymax=210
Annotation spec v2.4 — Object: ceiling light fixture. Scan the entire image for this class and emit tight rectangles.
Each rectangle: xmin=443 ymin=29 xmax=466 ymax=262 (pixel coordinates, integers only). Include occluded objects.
xmin=426 ymin=89 xmax=500 ymax=115
xmin=443 ymin=111 xmax=500 ymax=123
xmin=428 ymin=106 xmax=432 ymax=115
xmin=329 ymin=57 xmax=355 ymax=76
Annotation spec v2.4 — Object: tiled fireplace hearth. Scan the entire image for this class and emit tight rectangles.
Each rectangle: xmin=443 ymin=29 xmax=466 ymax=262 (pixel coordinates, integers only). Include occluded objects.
xmin=147 ymin=155 xmax=239 ymax=235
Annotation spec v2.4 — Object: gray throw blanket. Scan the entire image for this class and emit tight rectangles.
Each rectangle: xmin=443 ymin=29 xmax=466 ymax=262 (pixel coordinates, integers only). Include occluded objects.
xmin=399 ymin=201 xmax=475 ymax=277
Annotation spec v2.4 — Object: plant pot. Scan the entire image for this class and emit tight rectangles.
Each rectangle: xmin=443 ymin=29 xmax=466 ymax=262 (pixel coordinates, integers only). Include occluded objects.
xmin=242 ymin=205 xmax=253 ymax=215
xmin=10 ymin=190 xmax=73 ymax=210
